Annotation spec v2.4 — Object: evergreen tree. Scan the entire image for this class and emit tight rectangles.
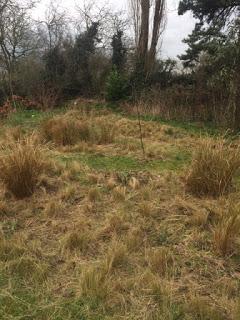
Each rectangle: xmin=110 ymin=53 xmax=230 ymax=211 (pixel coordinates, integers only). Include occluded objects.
xmin=71 ymin=22 xmax=100 ymax=94
xmin=179 ymin=0 xmax=240 ymax=130
xmin=111 ymin=30 xmax=126 ymax=71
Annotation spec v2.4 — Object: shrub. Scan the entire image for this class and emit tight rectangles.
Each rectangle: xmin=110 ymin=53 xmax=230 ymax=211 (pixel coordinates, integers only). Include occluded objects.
xmin=41 ymin=116 xmax=90 ymax=146
xmin=186 ymin=138 xmax=240 ymax=197
xmin=106 ymin=68 xmax=128 ymax=102
xmin=0 ymin=99 xmax=16 ymax=118
xmin=0 ymin=96 xmax=38 ymax=118
xmin=0 ymin=135 xmax=47 ymax=199
xmin=35 ymin=86 xmax=59 ymax=110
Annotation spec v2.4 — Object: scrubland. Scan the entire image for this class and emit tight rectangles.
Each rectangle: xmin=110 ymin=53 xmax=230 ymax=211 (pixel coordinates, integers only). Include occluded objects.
xmin=0 ymin=101 xmax=240 ymax=319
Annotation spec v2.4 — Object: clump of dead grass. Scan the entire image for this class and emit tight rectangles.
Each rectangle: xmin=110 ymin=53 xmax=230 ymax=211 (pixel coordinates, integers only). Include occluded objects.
xmin=41 ymin=114 xmax=116 ymax=146
xmin=44 ymin=199 xmax=64 ymax=217
xmin=146 ymin=247 xmax=174 ymax=276
xmin=80 ymin=265 xmax=108 ymax=301
xmin=186 ymin=138 xmax=240 ymax=197
xmin=41 ymin=115 xmax=90 ymax=146
xmin=112 ymin=186 xmax=126 ymax=201
xmin=88 ymin=187 xmax=101 ymax=202
xmin=4 ymin=126 xmax=25 ymax=142
xmin=64 ymin=231 xmax=90 ymax=253
xmin=212 ymin=203 xmax=240 ymax=256
xmin=0 ymin=135 xmax=48 ymax=199
xmin=90 ymin=117 xmax=116 ymax=144
xmin=105 ymin=240 xmax=128 ymax=273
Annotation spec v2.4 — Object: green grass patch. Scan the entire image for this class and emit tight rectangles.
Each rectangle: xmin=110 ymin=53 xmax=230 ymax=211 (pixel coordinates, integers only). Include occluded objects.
xmin=0 ymin=270 xmax=107 ymax=320
xmin=3 ymin=109 xmax=65 ymax=129
xmin=55 ymin=149 xmax=190 ymax=173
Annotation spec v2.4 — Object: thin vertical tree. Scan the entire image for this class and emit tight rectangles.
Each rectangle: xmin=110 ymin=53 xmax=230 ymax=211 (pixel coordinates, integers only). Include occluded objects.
xmin=129 ymin=0 xmax=166 ymax=78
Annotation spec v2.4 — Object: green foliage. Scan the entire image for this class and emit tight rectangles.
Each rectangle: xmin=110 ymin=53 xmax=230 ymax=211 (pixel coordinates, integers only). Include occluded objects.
xmin=111 ymin=30 xmax=126 ymax=71
xmin=106 ymin=68 xmax=128 ymax=102
xmin=150 ymin=58 xmax=177 ymax=87
xmin=179 ymin=22 xmax=227 ymax=68
xmin=178 ymin=0 xmax=239 ymax=22
xmin=178 ymin=0 xmax=239 ymax=68
xmin=71 ymin=22 xmax=100 ymax=94
xmin=44 ymin=46 xmax=66 ymax=85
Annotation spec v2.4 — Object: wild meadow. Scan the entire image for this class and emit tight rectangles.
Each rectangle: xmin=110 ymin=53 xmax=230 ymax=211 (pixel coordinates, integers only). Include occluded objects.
xmin=1 ymin=0 xmax=240 ymax=318
xmin=0 ymin=100 xmax=240 ymax=320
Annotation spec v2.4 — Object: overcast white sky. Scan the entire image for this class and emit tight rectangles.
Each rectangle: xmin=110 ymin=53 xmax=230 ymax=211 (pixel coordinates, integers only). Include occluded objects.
xmin=35 ymin=0 xmax=195 ymax=59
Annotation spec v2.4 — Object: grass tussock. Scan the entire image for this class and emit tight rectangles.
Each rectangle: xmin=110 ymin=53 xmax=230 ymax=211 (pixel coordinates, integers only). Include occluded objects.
xmin=64 ymin=231 xmax=90 ymax=253
xmin=186 ymin=138 xmax=240 ymax=197
xmin=41 ymin=116 xmax=90 ymax=146
xmin=90 ymin=117 xmax=116 ymax=144
xmin=0 ymin=135 xmax=48 ymax=199
xmin=213 ymin=204 xmax=240 ymax=256
xmin=80 ymin=265 xmax=108 ymax=301
xmin=41 ymin=114 xmax=116 ymax=146
xmin=105 ymin=240 xmax=128 ymax=273
xmin=147 ymin=247 xmax=174 ymax=276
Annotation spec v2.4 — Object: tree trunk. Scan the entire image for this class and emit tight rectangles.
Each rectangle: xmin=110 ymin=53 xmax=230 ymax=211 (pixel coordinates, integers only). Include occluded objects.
xmin=137 ymin=0 xmax=150 ymax=68
xmin=147 ymin=0 xmax=165 ymax=75
xmin=233 ymin=15 xmax=240 ymax=132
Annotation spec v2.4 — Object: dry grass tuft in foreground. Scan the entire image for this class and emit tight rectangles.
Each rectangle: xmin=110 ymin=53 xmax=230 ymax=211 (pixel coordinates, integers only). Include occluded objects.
xmin=0 ymin=135 xmax=48 ymax=199
xmin=186 ymin=138 xmax=240 ymax=197
xmin=213 ymin=203 xmax=240 ymax=256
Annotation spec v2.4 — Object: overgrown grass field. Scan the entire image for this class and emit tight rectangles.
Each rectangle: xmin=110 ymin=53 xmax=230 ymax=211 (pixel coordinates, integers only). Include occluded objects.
xmin=0 ymin=101 xmax=240 ymax=320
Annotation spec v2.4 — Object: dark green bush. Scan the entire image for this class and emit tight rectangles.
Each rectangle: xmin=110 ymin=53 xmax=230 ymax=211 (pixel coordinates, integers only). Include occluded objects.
xmin=106 ymin=68 xmax=128 ymax=102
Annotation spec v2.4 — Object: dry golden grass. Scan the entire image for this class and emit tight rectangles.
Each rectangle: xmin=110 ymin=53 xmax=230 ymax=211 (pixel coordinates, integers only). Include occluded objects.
xmin=44 ymin=199 xmax=64 ymax=217
xmin=7 ymin=256 xmax=48 ymax=281
xmin=90 ymin=117 xmax=116 ymax=144
xmin=147 ymin=247 xmax=174 ymax=276
xmin=105 ymin=240 xmax=128 ymax=273
xmin=79 ymin=265 xmax=109 ymax=300
xmin=64 ymin=231 xmax=90 ymax=253
xmin=213 ymin=204 xmax=240 ymax=256
xmin=186 ymin=138 xmax=240 ymax=197
xmin=41 ymin=114 xmax=116 ymax=147
xmin=41 ymin=116 xmax=90 ymax=146
xmin=0 ymin=135 xmax=48 ymax=199
xmin=4 ymin=126 xmax=24 ymax=142
xmin=88 ymin=187 xmax=101 ymax=202
xmin=1 ymin=106 xmax=240 ymax=319
xmin=112 ymin=186 xmax=127 ymax=201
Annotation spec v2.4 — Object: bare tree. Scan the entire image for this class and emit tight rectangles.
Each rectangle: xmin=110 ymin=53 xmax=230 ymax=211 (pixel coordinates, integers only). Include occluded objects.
xmin=38 ymin=1 xmax=69 ymax=51
xmin=0 ymin=0 xmax=37 ymax=98
xmin=75 ymin=0 xmax=129 ymax=52
xmin=129 ymin=0 xmax=141 ymax=47
xmin=128 ymin=0 xmax=166 ymax=77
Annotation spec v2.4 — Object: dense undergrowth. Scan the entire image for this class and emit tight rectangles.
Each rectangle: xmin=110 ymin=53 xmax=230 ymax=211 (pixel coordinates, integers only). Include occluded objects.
xmin=0 ymin=101 xmax=240 ymax=319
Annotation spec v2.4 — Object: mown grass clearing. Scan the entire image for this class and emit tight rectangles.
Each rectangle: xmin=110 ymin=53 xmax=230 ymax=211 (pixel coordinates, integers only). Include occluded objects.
xmin=0 ymin=102 xmax=240 ymax=320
